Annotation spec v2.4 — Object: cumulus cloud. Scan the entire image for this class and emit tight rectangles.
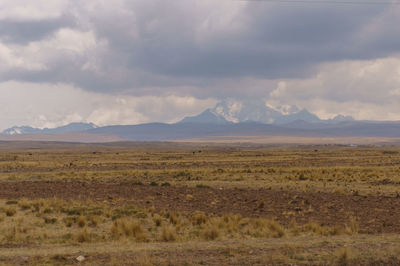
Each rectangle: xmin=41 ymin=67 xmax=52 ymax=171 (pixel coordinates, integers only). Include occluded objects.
xmin=0 ymin=1 xmax=399 ymax=94
xmin=0 ymin=0 xmax=400 ymax=127
xmin=269 ymin=56 xmax=400 ymax=120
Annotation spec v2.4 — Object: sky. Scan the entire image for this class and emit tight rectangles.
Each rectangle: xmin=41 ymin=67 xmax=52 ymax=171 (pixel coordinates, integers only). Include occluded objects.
xmin=1 ymin=0 xmax=400 ymax=130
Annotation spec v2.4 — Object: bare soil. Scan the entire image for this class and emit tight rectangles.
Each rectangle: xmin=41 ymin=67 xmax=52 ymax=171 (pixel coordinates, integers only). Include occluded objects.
xmin=1 ymin=181 xmax=399 ymax=234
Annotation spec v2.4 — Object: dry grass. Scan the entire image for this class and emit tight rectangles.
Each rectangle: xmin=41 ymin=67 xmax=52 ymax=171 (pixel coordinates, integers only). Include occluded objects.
xmin=111 ymin=219 xmax=148 ymax=242
xmin=0 ymin=199 xmax=359 ymax=246
xmin=0 ymin=144 xmax=399 ymax=264
xmin=1 ymin=146 xmax=400 ymax=196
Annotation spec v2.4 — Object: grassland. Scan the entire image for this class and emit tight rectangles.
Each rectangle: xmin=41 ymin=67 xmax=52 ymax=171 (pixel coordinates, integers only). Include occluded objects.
xmin=0 ymin=141 xmax=400 ymax=265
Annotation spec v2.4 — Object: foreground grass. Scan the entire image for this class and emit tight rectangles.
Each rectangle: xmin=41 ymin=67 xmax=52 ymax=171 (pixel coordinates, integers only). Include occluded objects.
xmin=1 ymin=144 xmax=400 ymax=265
xmin=0 ymin=199 xmax=359 ymax=246
xmin=1 ymin=234 xmax=400 ymax=265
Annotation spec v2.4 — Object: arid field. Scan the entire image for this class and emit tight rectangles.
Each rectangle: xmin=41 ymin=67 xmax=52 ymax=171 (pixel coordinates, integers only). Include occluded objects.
xmin=0 ymin=141 xmax=400 ymax=265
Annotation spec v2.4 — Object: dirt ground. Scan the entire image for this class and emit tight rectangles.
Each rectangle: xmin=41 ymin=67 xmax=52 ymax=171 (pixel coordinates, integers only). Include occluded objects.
xmin=0 ymin=181 xmax=399 ymax=234
xmin=1 ymin=144 xmax=400 ymax=265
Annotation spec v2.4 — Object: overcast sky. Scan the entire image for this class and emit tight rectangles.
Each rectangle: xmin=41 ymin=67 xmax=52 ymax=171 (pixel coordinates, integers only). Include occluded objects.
xmin=1 ymin=0 xmax=400 ymax=130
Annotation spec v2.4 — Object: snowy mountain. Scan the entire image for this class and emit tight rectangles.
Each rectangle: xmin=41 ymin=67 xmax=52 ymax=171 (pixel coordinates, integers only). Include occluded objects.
xmin=179 ymin=109 xmax=231 ymax=124
xmin=2 ymin=126 xmax=41 ymax=135
xmin=2 ymin=122 xmax=97 ymax=135
xmin=212 ymin=99 xmax=282 ymax=123
xmin=329 ymin=114 xmax=355 ymax=122
xmin=179 ymin=99 xmax=347 ymax=125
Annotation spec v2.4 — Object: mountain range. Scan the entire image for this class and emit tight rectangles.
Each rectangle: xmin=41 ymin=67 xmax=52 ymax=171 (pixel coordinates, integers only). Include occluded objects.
xmin=2 ymin=100 xmax=400 ymax=142
xmin=179 ymin=99 xmax=353 ymax=125
xmin=2 ymin=122 xmax=97 ymax=135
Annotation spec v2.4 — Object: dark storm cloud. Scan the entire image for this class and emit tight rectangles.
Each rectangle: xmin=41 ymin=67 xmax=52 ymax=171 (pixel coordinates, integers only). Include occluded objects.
xmin=129 ymin=3 xmax=395 ymax=79
xmin=89 ymin=1 xmax=400 ymax=84
xmin=1 ymin=0 xmax=400 ymax=97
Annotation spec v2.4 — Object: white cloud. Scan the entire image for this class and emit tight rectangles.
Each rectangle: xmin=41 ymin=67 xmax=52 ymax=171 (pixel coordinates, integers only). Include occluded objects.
xmin=268 ymin=56 xmax=400 ymax=120
xmin=0 ymin=81 xmax=216 ymax=130
xmin=0 ymin=1 xmax=67 ymax=21
xmin=0 ymin=0 xmax=400 ymax=126
xmin=0 ymin=28 xmax=103 ymax=74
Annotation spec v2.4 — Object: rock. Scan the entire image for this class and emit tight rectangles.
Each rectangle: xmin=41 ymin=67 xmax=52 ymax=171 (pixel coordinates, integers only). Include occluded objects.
xmin=76 ymin=255 xmax=85 ymax=262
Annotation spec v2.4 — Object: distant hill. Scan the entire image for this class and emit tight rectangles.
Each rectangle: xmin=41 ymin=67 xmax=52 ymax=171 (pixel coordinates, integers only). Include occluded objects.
xmin=2 ymin=122 xmax=96 ymax=135
xmin=2 ymin=120 xmax=400 ymax=142
xmin=3 ymin=101 xmax=400 ymax=143
xmin=85 ymin=120 xmax=400 ymax=141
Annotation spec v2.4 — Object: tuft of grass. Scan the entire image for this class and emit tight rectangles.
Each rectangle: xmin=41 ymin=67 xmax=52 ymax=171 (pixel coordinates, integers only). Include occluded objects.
xmin=345 ymin=216 xmax=359 ymax=235
xmin=44 ymin=217 xmax=57 ymax=224
xmin=5 ymin=208 xmax=16 ymax=217
xmin=77 ymin=216 xmax=86 ymax=228
xmin=153 ymin=214 xmax=162 ymax=227
xmin=336 ymin=247 xmax=355 ymax=266
xmin=161 ymin=226 xmax=176 ymax=242
xmin=169 ymin=213 xmax=180 ymax=225
xmin=301 ymin=222 xmax=345 ymax=236
xmin=202 ymin=224 xmax=219 ymax=240
xmin=18 ymin=200 xmax=31 ymax=210
xmin=266 ymin=220 xmax=285 ymax=238
xmin=111 ymin=219 xmax=148 ymax=242
xmin=191 ymin=211 xmax=207 ymax=226
xmin=76 ymin=228 xmax=91 ymax=243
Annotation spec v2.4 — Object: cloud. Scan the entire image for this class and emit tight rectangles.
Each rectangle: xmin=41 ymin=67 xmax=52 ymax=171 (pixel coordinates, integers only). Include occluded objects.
xmin=0 ymin=16 xmax=75 ymax=44
xmin=0 ymin=81 xmax=216 ymax=130
xmin=268 ymin=56 xmax=400 ymax=120
xmin=0 ymin=0 xmax=399 ymax=97
xmin=0 ymin=0 xmax=67 ymax=21
xmin=0 ymin=0 xmax=400 ymax=128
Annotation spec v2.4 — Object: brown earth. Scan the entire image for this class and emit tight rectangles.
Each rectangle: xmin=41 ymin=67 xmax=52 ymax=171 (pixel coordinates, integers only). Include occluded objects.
xmin=3 ymin=237 xmax=400 ymax=265
xmin=0 ymin=181 xmax=399 ymax=234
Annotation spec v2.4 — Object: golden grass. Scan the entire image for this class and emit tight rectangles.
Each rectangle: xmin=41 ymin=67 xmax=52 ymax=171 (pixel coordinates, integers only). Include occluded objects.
xmin=0 ymin=144 xmax=399 ymax=264
xmin=1 ymin=147 xmax=400 ymax=196
xmin=0 ymin=199 xmax=359 ymax=246
xmin=0 ymin=234 xmax=399 ymax=265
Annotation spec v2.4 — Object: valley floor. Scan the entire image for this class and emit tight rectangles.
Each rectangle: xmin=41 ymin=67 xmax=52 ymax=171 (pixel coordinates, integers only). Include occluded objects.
xmin=0 ymin=142 xmax=399 ymax=265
